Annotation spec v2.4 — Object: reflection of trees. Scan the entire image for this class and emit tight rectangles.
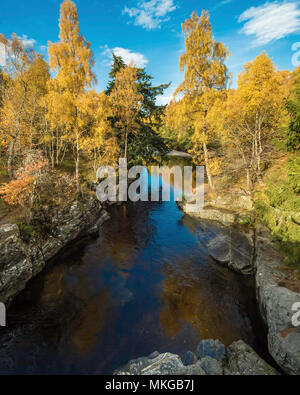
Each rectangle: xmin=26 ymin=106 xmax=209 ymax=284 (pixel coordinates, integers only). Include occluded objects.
xmin=160 ymin=274 xmax=205 ymax=338
xmin=8 ymin=201 xmax=160 ymax=361
xmin=97 ymin=203 xmax=157 ymax=276
xmin=71 ymin=291 xmax=111 ymax=355
xmin=34 ymin=202 xmax=160 ymax=357
xmin=37 ymin=262 xmax=116 ymax=357
xmin=159 ymin=261 xmax=250 ymax=346
xmin=159 ymin=264 xmax=216 ymax=340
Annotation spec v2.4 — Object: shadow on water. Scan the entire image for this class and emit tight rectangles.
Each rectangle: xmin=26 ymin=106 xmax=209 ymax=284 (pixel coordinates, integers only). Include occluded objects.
xmin=0 ymin=173 xmax=271 ymax=374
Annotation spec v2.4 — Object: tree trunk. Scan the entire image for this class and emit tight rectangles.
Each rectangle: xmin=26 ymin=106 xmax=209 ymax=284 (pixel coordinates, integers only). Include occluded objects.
xmin=254 ymin=112 xmax=263 ymax=180
xmin=202 ymin=109 xmax=215 ymax=192
xmin=246 ymin=168 xmax=251 ymax=193
xmin=75 ymin=133 xmax=81 ymax=195
xmin=124 ymin=129 xmax=128 ymax=159
xmin=7 ymin=139 xmax=16 ymax=179
xmin=51 ymin=138 xmax=55 ymax=169
xmin=203 ymin=139 xmax=214 ymax=192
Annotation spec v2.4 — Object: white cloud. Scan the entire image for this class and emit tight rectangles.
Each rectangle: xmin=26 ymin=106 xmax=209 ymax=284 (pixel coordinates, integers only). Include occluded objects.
xmin=0 ymin=35 xmax=36 ymax=67
xmin=102 ymin=45 xmax=148 ymax=68
xmin=19 ymin=35 xmax=36 ymax=49
xmin=238 ymin=1 xmax=300 ymax=46
xmin=156 ymin=94 xmax=173 ymax=105
xmin=212 ymin=0 xmax=233 ymax=12
xmin=123 ymin=0 xmax=177 ymax=30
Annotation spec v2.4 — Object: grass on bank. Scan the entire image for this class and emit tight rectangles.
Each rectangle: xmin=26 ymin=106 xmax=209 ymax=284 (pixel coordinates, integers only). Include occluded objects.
xmin=254 ymin=155 xmax=300 ymax=270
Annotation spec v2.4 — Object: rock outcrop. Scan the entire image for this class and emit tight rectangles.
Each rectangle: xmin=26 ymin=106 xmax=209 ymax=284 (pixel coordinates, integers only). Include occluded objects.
xmin=114 ymin=339 xmax=279 ymax=375
xmin=178 ymin=192 xmax=253 ymax=225
xmin=178 ymin=201 xmax=255 ymax=276
xmin=0 ymin=197 xmax=110 ymax=305
xmin=255 ymin=229 xmax=300 ymax=375
xmin=206 ymin=226 xmax=255 ymax=276
xmin=180 ymin=199 xmax=300 ymax=375
xmin=184 ymin=207 xmax=238 ymax=224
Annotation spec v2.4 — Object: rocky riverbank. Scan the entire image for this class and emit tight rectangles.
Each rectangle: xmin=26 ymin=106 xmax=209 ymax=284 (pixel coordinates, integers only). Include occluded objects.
xmin=0 ymin=192 xmax=298 ymax=375
xmin=0 ymin=196 xmax=111 ymax=305
xmin=115 ymin=339 xmax=278 ymax=375
xmin=177 ymin=201 xmax=300 ymax=375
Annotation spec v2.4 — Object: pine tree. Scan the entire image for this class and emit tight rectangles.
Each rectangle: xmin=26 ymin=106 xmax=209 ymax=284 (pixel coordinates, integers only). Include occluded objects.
xmin=106 ymin=54 xmax=126 ymax=95
xmin=106 ymin=54 xmax=170 ymax=163
xmin=107 ymin=54 xmax=170 ymax=119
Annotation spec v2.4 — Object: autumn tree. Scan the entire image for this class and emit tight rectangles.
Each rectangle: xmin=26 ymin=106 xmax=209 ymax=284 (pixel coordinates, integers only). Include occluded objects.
xmin=110 ymin=65 xmax=143 ymax=159
xmin=107 ymin=54 xmax=169 ymax=164
xmin=0 ymin=151 xmax=49 ymax=222
xmin=0 ymin=149 xmax=77 ymax=224
xmin=25 ymin=55 xmax=50 ymax=150
xmin=45 ymin=0 xmax=96 ymax=193
xmin=107 ymin=53 xmax=169 ymax=120
xmin=167 ymin=11 xmax=229 ymax=191
xmin=218 ymin=53 xmax=290 ymax=191
xmin=79 ymin=90 xmax=119 ymax=175
xmin=0 ymin=34 xmax=50 ymax=180
xmin=0 ymin=34 xmax=34 ymax=178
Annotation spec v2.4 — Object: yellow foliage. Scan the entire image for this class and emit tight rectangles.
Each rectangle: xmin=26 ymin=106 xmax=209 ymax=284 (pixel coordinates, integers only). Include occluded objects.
xmin=110 ymin=65 xmax=143 ymax=158
xmin=166 ymin=11 xmax=229 ymax=190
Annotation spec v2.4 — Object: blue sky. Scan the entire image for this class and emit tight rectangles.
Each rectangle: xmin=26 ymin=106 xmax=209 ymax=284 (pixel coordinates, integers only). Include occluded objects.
xmin=1 ymin=0 xmax=300 ymax=103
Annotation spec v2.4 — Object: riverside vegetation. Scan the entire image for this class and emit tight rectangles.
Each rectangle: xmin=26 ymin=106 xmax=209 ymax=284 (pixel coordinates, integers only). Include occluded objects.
xmin=0 ymin=0 xmax=299 ymax=376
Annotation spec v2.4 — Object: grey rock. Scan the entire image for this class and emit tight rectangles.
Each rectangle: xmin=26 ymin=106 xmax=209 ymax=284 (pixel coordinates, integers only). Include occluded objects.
xmin=207 ymin=227 xmax=254 ymax=276
xmin=114 ymin=353 xmax=188 ymax=375
xmin=184 ymin=207 xmax=237 ymax=224
xmin=180 ymin=202 xmax=300 ymax=374
xmin=214 ymin=194 xmax=253 ymax=212
xmin=183 ymin=351 xmax=198 ymax=366
xmin=255 ymin=230 xmax=300 ymax=375
xmin=183 ymin=361 xmax=206 ymax=375
xmin=197 ymin=339 xmax=226 ymax=362
xmin=149 ymin=351 xmax=160 ymax=359
xmin=229 ymin=227 xmax=254 ymax=276
xmin=225 ymin=340 xmax=278 ymax=375
xmin=87 ymin=209 xmax=110 ymax=234
xmin=114 ymin=340 xmax=278 ymax=376
xmin=199 ymin=356 xmax=223 ymax=375
xmin=180 ymin=192 xmax=253 ymax=216
xmin=207 ymin=233 xmax=230 ymax=265
xmin=0 ymin=197 xmax=110 ymax=305
xmin=0 ymin=224 xmax=26 ymax=271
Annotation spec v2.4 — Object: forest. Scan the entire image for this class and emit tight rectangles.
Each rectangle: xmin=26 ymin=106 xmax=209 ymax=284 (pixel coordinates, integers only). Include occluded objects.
xmin=0 ymin=0 xmax=299 ymax=267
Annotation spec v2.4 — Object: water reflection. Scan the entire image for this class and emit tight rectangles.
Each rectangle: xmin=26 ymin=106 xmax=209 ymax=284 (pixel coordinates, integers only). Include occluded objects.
xmin=159 ymin=258 xmax=255 ymax=346
xmin=0 ymin=179 xmax=268 ymax=374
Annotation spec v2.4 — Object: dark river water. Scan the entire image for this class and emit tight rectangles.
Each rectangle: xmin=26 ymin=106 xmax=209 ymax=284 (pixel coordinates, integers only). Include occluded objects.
xmin=0 ymin=175 xmax=269 ymax=374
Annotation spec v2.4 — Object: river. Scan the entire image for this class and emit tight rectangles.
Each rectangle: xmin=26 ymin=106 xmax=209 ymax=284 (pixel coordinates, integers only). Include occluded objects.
xmin=0 ymin=172 xmax=269 ymax=374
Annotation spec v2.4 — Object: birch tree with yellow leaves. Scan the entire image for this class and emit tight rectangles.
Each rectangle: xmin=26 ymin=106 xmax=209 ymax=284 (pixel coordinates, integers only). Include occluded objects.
xmin=0 ymin=34 xmax=49 ymax=178
xmin=0 ymin=35 xmax=31 ymax=177
xmin=45 ymin=0 xmax=96 ymax=193
xmin=166 ymin=11 xmax=229 ymax=191
xmin=217 ymin=53 xmax=290 ymax=191
xmin=79 ymin=90 xmax=119 ymax=175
